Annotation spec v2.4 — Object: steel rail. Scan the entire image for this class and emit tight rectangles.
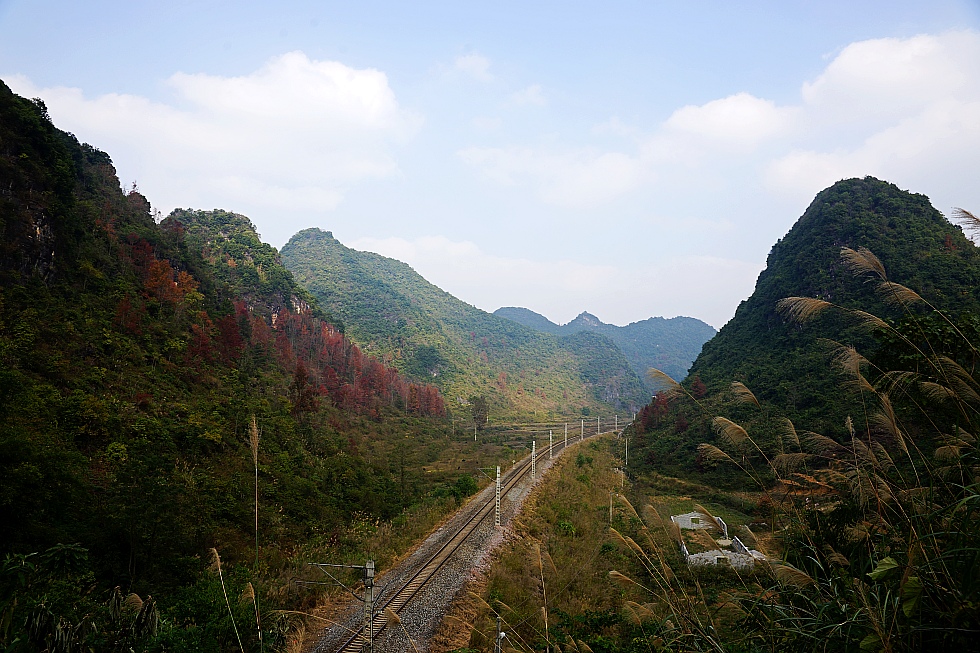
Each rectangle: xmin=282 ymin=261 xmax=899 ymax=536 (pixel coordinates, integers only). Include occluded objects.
xmin=333 ymin=428 xmax=617 ymax=652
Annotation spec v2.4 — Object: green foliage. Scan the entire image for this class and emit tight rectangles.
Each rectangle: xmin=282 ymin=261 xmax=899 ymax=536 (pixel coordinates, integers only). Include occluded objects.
xmin=629 ymin=178 xmax=980 ymax=485
xmin=688 ymin=177 xmax=980 ymax=438
xmin=167 ymin=208 xmax=337 ymax=328
xmin=690 ymin=248 xmax=980 ymax=651
xmin=469 ymin=395 xmax=489 ymax=428
xmin=280 ymin=228 xmax=646 ymax=418
xmin=1 ymin=544 xmax=163 ymax=652
xmin=453 ymin=474 xmax=478 ymax=499
xmin=559 ymin=331 xmax=648 ymax=408
xmin=0 ymin=79 xmax=479 ymax=649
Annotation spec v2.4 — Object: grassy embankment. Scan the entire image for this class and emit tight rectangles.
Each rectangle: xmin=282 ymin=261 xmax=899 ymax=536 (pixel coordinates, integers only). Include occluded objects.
xmin=454 ymin=436 xmax=765 ymax=652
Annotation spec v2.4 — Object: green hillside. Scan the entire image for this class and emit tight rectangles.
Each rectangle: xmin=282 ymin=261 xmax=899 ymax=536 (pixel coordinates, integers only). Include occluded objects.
xmin=280 ymin=228 xmax=647 ymax=418
xmin=0 ymin=80 xmax=497 ymax=651
xmin=617 ymin=178 xmax=980 ymax=653
xmin=495 ymin=306 xmax=716 ymax=385
xmin=629 ymin=176 xmax=980 ymax=481
xmin=494 ymin=305 xmax=564 ymax=335
xmin=167 ymin=207 xmax=334 ymax=326
xmin=686 ymin=176 xmax=980 ymax=436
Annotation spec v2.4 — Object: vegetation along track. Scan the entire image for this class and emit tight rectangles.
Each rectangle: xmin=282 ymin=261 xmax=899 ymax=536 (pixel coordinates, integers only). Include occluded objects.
xmin=329 ymin=421 xmax=626 ymax=652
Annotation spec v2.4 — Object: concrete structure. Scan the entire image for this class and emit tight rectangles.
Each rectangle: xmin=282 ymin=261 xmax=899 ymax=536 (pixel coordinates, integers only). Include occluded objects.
xmin=671 ymin=511 xmax=765 ymax=569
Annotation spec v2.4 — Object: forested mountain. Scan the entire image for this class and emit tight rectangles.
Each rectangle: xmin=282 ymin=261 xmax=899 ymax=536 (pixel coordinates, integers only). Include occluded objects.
xmin=281 ymin=228 xmax=647 ymax=417
xmin=627 ymin=176 xmax=980 ymax=483
xmin=685 ymin=176 xmax=980 ymax=436
xmin=495 ymin=306 xmax=716 ymax=386
xmin=0 ymin=80 xmax=464 ymax=650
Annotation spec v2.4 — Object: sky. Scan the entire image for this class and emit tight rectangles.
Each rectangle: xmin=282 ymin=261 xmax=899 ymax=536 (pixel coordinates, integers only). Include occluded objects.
xmin=2 ymin=1 xmax=980 ymax=329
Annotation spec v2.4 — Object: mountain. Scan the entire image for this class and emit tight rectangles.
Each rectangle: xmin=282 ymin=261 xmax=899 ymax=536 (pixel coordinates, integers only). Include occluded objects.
xmin=280 ymin=228 xmax=647 ymax=417
xmin=495 ymin=307 xmax=716 ymax=386
xmin=0 ymin=80 xmax=466 ymax=650
xmin=637 ymin=177 xmax=980 ymax=471
xmin=493 ymin=306 xmax=564 ymax=335
xmin=167 ymin=207 xmax=333 ymax=325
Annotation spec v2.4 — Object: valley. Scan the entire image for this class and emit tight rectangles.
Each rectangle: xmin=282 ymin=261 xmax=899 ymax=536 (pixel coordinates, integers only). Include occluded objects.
xmin=3 ymin=73 xmax=980 ymax=653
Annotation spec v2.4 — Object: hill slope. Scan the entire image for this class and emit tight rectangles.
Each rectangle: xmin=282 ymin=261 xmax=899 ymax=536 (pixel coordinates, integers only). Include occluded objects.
xmin=686 ymin=176 xmax=980 ymax=437
xmin=495 ymin=307 xmax=716 ymax=385
xmin=281 ymin=228 xmax=647 ymax=418
xmin=0 ymin=80 xmax=478 ymax=650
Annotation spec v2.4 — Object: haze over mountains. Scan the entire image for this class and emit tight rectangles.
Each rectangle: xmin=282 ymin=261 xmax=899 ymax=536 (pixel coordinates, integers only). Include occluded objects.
xmin=494 ymin=307 xmax=716 ymax=388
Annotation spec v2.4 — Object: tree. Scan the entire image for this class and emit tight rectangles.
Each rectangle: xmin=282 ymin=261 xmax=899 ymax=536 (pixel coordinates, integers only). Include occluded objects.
xmin=470 ymin=395 xmax=489 ymax=429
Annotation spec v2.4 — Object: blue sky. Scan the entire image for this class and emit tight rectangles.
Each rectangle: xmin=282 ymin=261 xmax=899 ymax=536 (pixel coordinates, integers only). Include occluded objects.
xmin=3 ymin=1 xmax=980 ymax=328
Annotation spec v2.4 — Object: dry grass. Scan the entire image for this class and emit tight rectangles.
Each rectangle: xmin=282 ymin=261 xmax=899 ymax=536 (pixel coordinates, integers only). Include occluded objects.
xmin=468 ymin=436 xmax=634 ymax=651
xmin=682 ymin=528 xmax=720 ymax=555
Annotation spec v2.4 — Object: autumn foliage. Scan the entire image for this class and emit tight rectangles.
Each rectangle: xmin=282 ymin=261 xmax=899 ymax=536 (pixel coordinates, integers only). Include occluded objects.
xmin=117 ymin=232 xmax=446 ymax=419
xmin=272 ymin=309 xmax=445 ymax=418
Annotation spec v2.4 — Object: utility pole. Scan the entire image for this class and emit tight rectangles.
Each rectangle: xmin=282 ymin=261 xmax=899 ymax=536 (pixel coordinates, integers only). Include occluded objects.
xmin=531 ymin=440 xmax=536 ymax=478
xmin=581 ymin=419 xmax=584 ymax=440
xmin=303 ymin=561 xmax=381 ymax=653
xmin=495 ymin=616 xmax=506 ymax=653
xmin=625 ymin=437 xmax=629 ymax=467
xmin=549 ymin=430 xmax=553 ymax=459
xmin=495 ymin=466 xmax=501 ymax=527
xmin=615 ymin=415 xmax=618 ymax=431
xmin=363 ymin=560 xmax=375 ymax=653
xmin=597 ymin=415 xmax=600 ymax=435
xmin=564 ymin=423 xmax=567 ymax=450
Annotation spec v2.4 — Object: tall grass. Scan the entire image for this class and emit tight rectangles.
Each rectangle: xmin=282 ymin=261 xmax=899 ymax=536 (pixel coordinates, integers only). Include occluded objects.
xmin=677 ymin=246 xmax=980 ymax=652
xmin=583 ymin=245 xmax=980 ymax=652
xmin=250 ymin=415 xmax=260 ymax=568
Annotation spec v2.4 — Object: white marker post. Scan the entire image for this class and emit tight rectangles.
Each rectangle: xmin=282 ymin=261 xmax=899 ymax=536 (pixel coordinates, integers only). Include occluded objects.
xmin=495 ymin=466 xmax=501 ymax=527
xmin=531 ymin=441 xmax=536 ymax=478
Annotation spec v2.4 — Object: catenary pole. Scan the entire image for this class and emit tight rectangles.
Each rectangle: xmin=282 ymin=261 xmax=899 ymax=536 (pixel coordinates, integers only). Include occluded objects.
xmin=531 ymin=441 xmax=536 ymax=478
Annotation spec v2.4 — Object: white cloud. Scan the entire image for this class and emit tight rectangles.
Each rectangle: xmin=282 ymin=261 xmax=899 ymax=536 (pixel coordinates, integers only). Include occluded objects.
xmin=347 ymin=235 xmax=761 ymax=329
xmin=5 ymin=52 xmax=420 ymax=245
xmin=767 ymin=31 xmax=980 ymax=208
xmin=802 ymin=31 xmax=980 ymax=124
xmin=663 ymin=92 xmax=797 ymax=149
xmin=460 ymin=30 xmax=980 ymax=227
xmin=458 ymin=146 xmax=649 ymax=208
xmin=509 ymin=84 xmax=546 ymax=107
xmin=454 ymin=54 xmax=493 ymax=82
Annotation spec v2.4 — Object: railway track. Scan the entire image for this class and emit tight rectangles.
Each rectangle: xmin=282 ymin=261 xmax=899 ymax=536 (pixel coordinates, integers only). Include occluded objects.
xmin=333 ymin=427 xmax=619 ymax=652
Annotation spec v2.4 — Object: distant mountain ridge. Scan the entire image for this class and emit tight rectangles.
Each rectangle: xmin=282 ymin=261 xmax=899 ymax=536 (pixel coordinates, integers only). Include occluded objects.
xmin=494 ymin=307 xmax=716 ymax=386
xmin=281 ymin=228 xmax=647 ymax=417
